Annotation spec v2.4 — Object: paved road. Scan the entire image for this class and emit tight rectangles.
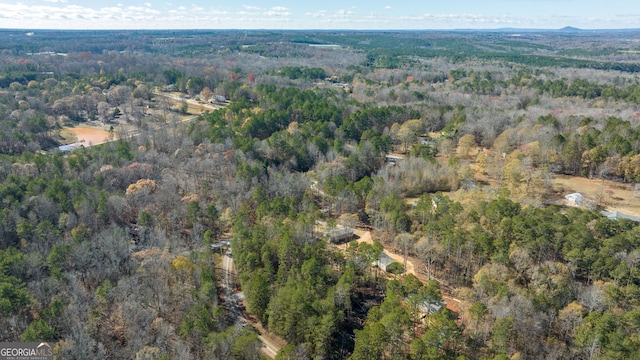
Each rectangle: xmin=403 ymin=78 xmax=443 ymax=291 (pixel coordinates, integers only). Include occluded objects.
xmin=221 ymin=250 xmax=281 ymax=359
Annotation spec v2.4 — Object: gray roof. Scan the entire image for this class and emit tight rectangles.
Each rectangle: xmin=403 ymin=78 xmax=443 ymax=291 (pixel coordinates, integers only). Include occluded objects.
xmin=373 ymin=252 xmax=396 ymax=270
xmin=418 ymin=300 xmax=445 ymax=314
xmin=600 ymin=210 xmax=640 ymax=222
xmin=210 ymin=239 xmax=231 ymax=250
xmin=324 ymin=227 xmax=354 ymax=242
xmin=54 ymin=144 xmax=81 ymax=153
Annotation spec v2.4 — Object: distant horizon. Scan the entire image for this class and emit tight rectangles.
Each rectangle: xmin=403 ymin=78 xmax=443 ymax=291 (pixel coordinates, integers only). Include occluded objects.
xmin=1 ymin=1 xmax=639 ymax=31
xmin=4 ymin=26 xmax=640 ymax=33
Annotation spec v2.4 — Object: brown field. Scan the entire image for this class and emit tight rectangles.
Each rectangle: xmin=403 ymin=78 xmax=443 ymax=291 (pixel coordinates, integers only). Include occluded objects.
xmin=405 ymin=172 xmax=640 ymax=217
xmin=60 ymin=126 xmax=111 ymax=145
xmin=406 ymin=147 xmax=640 ymax=217
xmin=551 ymin=174 xmax=640 ymax=216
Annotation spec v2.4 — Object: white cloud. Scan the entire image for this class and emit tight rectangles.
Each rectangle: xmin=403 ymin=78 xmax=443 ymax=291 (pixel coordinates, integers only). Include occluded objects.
xmin=0 ymin=2 xmax=169 ymax=27
xmin=0 ymin=2 xmax=630 ymax=29
xmin=306 ymin=10 xmax=327 ymax=18
xmin=126 ymin=6 xmax=160 ymax=15
xmin=264 ymin=6 xmax=290 ymax=17
xmin=334 ymin=9 xmax=352 ymax=18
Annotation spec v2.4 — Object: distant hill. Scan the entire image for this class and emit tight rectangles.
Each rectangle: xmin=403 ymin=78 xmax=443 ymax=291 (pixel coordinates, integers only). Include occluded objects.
xmin=558 ymin=26 xmax=583 ymax=32
xmin=451 ymin=26 xmax=640 ymax=34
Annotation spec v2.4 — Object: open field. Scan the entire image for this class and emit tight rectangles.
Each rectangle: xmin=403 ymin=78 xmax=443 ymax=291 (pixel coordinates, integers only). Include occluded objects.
xmin=407 ymin=149 xmax=640 ymax=218
xmin=56 ymin=92 xmax=224 ymax=149
xmin=551 ymin=174 xmax=640 ymax=216
xmin=60 ymin=126 xmax=111 ymax=145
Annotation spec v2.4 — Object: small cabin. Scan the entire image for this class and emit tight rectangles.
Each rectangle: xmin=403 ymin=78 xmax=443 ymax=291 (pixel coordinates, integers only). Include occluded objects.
xmin=373 ymin=252 xmax=396 ymax=272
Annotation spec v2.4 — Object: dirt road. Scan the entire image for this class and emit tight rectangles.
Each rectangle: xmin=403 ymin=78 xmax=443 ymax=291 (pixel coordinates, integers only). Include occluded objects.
xmin=221 ymin=250 xmax=283 ymax=359
xmin=155 ymin=92 xmax=224 ymax=112
xmin=352 ymin=229 xmax=464 ymax=315
xmin=353 ymin=229 xmax=416 ymax=275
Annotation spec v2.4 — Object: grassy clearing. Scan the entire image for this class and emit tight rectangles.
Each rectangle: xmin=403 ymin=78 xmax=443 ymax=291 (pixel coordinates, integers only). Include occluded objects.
xmin=58 ymin=129 xmax=78 ymax=144
xmin=551 ymin=175 xmax=640 ymax=216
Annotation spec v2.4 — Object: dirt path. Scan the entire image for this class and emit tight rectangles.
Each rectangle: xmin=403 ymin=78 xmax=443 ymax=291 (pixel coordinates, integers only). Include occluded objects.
xmin=155 ymin=92 xmax=224 ymax=113
xmin=221 ymin=250 xmax=284 ymax=359
xmin=354 ymin=230 xmax=416 ymax=275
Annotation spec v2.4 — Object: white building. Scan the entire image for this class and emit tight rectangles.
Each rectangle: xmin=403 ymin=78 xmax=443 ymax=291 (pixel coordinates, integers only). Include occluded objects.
xmin=373 ymin=252 xmax=397 ymax=272
xmin=564 ymin=193 xmax=584 ymax=207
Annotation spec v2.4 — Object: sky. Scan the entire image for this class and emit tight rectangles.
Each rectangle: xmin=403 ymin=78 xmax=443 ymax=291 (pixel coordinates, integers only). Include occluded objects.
xmin=0 ymin=0 xmax=639 ymax=30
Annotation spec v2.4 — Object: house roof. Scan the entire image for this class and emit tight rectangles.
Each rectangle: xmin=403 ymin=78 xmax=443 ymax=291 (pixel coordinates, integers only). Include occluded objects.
xmin=418 ymin=300 xmax=445 ymax=313
xmin=565 ymin=193 xmax=584 ymax=205
xmin=324 ymin=226 xmax=354 ymax=242
xmin=600 ymin=210 xmax=640 ymax=222
xmin=373 ymin=252 xmax=396 ymax=269
xmin=54 ymin=144 xmax=81 ymax=153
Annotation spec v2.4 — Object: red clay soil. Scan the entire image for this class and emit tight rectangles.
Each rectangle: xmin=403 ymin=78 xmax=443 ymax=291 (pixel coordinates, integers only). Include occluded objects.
xmin=65 ymin=126 xmax=111 ymax=145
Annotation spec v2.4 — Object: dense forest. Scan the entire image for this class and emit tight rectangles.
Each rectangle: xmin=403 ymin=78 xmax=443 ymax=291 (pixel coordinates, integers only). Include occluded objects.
xmin=1 ymin=28 xmax=640 ymax=359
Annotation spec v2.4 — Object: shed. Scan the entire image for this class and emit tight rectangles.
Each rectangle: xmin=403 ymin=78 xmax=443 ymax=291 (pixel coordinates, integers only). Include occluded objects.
xmin=565 ymin=193 xmax=584 ymax=207
xmin=373 ymin=252 xmax=396 ymax=272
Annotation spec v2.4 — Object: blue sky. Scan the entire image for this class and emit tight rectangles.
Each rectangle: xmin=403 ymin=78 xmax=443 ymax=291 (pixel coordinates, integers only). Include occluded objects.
xmin=0 ymin=0 xmax=638 ymax=30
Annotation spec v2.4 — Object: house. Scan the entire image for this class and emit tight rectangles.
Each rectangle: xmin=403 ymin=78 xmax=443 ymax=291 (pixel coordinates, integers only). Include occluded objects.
xmin=373 ymin=252 xmax=396 ymax=272
xmin=324 ymin=226 xmax=354 ymax=243
xmin=209 ymin=95 xmax=227 ymax=103
xmin=565 ymin=193 xmax=584 ymax=207
xmin=418 ymin=300 xmax=446 ymax=315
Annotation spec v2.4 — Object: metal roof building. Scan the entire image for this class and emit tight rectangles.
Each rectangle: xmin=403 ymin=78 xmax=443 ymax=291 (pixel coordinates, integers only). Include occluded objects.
xmin=373 ymin=252 xmax=397 ymax=272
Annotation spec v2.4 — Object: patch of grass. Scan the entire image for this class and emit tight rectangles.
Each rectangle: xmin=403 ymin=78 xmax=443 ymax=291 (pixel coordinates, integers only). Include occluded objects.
xmin=57 ymin=129 xmax=77 ymax=145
